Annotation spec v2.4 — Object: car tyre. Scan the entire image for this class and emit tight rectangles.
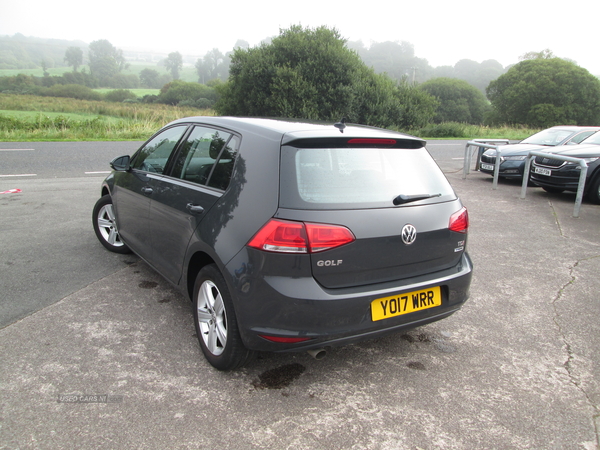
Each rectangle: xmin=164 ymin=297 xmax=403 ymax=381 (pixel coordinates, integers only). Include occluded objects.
xmin=193 ymin=264 xmax=254 ymax=371
xmin=92 ymin=195 xmax=131 ymax=254
xmin=588 ymin=176 xmax=600 ymax=204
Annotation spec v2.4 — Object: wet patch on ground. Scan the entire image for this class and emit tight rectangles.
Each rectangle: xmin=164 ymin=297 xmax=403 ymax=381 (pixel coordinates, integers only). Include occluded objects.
xmin=252 ymin=363 xmax=306 ymax=390
xmin=407 ymin=361 xmax=426 ymax=370
xmin=401 ymin=332 xmax=431 ymax=343
xmin=139 ymin=281 xmax=158 ymax=289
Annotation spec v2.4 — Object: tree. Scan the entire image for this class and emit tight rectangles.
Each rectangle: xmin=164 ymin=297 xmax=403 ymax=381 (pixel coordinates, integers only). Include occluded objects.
xmin=419 ymin=78 xmax=489 ymax=124
xmin=486 ymin=58 xmax=600 ymax=126
xmin=233 ymin=40 xmax=249 ymax=50
xmin=165 ymin=52 xmax=183 ymax=79
xmin=452 ymin=59 xmax=506 ymax=93
xmin=215 ymin=25 xmax=437 ymax=128
xmin=88 ymin=40 xmax=128 ymax=85
xmin=195 ymin=48 xmax=229 ymax=83
xmin=40 ymin=60 xmax=50 ymax=77
xmin=64 ymin=46 xmax=83 ymax=72
xmin=354 ymin=40 xmax=431 ymax=83
xmin=140 ymin=68 xmax=161 ymax=88
xmin=519 ymin=49 xmax=555 ymax=61
xmin=158 ymin=80 xmax=217 ymax=107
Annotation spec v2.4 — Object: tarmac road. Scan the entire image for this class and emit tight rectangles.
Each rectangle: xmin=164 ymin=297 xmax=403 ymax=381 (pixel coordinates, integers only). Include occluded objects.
xmin=0 ymin=141 xmax=142 ymax=327
xmin=1 ymin=140 xmax=599 ymax=449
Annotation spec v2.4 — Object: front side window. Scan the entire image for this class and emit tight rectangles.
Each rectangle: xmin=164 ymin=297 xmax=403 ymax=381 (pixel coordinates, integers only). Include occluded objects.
xmin=171 ymin=126 xmax=239 ymax=190
xmin=280 ymin=146 xmax=456 ymax=209
xmin=131 ymin=125 xmax=188 ymax=173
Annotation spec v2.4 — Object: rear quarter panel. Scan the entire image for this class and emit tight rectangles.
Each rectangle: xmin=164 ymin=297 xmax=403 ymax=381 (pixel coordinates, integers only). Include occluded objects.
xmin=182 ymin=128 xmax=283 ymax=291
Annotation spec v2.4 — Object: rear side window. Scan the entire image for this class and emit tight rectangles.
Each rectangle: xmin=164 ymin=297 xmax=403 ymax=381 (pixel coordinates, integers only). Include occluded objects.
xmin=569 ymin=131 xmax=595 ymax=144
xmin=579 ymin=131 xmax=600 ymax=145
xmin=170 ymin=126 xmax=239 ymax=190
xmin=280 ymin=146 xmax=455 ymax=209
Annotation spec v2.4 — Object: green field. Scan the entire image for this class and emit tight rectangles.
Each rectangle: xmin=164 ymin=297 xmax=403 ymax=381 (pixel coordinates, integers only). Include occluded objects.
xmin=0 ymin=93 xmax=213 ymax=141
xmin=122 ymin=62 xmax=199 ymax=83
xmin=0 ymin=67 xmax=67 ymax=77
xmin=0 ymin=63 xmax=199 ymax=84
xmin=0 ymin=109 xmax=118 ymax=122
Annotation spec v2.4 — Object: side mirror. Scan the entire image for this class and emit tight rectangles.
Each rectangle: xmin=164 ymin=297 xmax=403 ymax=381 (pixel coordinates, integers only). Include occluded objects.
xmin=110 ymin=155 xmax=131 ymax=172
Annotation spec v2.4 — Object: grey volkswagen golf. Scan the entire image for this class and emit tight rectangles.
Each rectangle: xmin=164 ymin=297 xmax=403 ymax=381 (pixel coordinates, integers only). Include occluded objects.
xmin=93 ymin=117 xmax=473 ymax=370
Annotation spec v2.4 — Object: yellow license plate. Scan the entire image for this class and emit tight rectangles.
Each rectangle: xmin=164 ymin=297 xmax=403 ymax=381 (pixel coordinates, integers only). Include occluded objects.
xmin=371 ymin=286 xmax=442 ymax=321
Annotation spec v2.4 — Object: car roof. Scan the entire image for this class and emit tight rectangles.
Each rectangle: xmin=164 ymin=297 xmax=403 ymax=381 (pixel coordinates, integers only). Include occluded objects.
xmin=166 ymin=116 xmax=426 ymax=147
xmin=544 ymin=125 xmax=600 ymax=131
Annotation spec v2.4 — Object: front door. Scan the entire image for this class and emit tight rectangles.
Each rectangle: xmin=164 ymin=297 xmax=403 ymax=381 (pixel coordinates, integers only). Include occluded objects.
xmin=112 ymin=125 xmax=188 ymax=262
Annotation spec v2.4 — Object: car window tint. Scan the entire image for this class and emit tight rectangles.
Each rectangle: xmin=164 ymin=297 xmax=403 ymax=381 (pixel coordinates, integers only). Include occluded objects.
xmin=280 ymin=146 xmax=455 ymax=209
xmin=131 ymin=126 xmax=187 ymax=173
xmin=171 ymin=126 xmax=235 ymax=189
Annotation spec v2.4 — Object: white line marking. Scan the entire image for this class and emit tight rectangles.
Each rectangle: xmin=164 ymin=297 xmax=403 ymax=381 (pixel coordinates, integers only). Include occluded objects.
xmin=0 ymin=149 xmax=35 ymax=151
xmin=85 ymin=171 xmax=111 ymax=174
xmin=0 ymin=174 xmax=37 ymax=177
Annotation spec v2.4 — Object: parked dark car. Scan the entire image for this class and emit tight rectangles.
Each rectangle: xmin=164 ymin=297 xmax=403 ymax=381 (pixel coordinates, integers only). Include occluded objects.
xmin=93 ymin=117 xmax=473 ymax=370
xmin=479 ymin=126 xmax=599 ymax=180
xmin=530 ymin=132 xmax=600 ymax=204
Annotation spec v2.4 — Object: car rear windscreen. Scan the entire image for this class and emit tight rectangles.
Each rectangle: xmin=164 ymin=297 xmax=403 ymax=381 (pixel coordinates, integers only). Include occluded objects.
xmin=279 ymin=146 xmax=456 ymax=210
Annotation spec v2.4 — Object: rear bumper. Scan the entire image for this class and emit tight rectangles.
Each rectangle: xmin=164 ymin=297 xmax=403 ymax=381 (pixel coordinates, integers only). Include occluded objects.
xmin=225 ymin=250 xmax=473 ymax=352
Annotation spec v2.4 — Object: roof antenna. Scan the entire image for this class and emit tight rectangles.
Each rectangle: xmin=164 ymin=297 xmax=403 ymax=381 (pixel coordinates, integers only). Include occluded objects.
xmin=334 ymin=117 xmax=346 ymax=133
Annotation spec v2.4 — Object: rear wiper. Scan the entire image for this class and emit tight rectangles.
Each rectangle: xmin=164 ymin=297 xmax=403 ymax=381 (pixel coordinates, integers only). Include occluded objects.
xmin=393 ymin=193 xmax=441 ymax=206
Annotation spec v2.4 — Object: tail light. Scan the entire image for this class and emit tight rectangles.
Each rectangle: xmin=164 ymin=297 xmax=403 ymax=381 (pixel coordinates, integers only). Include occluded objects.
xmin=258 ymin=335 xmax=313 ymax=343
xmin=449 ymin=207 xmax=469 ymax=233
xmin=248 ymin=219 xmax=355 ymax=253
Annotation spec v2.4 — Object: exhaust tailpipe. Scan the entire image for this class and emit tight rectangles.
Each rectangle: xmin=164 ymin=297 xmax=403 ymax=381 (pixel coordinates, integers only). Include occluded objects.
xmin=307 ymin=348 xmax=327 ymax=360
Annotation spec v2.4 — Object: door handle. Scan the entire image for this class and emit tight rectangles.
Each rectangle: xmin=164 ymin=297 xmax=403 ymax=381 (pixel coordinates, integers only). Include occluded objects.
xmin=141 ymin=187 xmax=153 ymax=195
xmin=186 ymin=203 xmax=204 ymax=214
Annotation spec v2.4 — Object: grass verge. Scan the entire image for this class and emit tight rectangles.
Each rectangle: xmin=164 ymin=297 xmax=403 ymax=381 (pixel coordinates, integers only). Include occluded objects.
xmin=0 ymin=93 xmax=213 ymax=141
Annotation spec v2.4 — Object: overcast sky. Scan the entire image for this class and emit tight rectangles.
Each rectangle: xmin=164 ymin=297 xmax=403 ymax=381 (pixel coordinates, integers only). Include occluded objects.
xmin=2 ymin=0 xmax=599 ymax=75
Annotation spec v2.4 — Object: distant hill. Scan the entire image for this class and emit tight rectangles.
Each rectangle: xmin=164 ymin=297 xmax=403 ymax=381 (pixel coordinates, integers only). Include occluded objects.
xmin=0 ymin=34 xmax=87 ymax=70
